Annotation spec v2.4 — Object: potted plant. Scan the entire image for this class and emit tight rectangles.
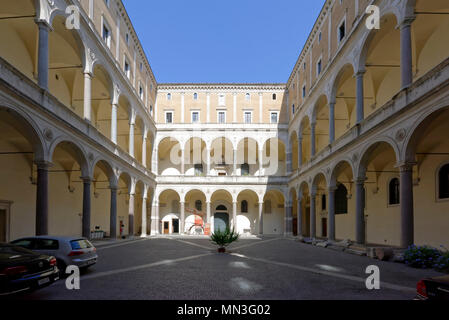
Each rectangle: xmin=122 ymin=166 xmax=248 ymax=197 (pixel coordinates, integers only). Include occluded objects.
xmin=210 ymin=227 xmax=239 ymax=253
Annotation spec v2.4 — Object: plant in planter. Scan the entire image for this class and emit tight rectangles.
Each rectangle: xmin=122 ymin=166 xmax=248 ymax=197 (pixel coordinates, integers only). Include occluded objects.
xmin=434 ymin=246 xmax=449 ymax=273
xmin=210 ymin=227 xmax=239 ymax=253
xmin=404 ymin=245 xmax=442 ymax=269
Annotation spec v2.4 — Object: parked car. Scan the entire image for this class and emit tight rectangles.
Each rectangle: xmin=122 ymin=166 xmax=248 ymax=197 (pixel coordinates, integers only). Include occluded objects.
xmin=0 ymin=243 xmax=59 ymax=296
xmin=11 ymin=236 xmax=98 ymax=275
xmin=416 ymin=275 xmax=449 ymax=300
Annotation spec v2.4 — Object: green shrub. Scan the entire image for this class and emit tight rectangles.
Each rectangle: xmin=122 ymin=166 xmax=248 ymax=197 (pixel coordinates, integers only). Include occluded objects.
xmin=404 ymin=245 xmax=442 ymax=269
xmin=210 ymin=227 xmax=239 ymax=249
xmin=434 ymin=249 xmax=449 ymax=273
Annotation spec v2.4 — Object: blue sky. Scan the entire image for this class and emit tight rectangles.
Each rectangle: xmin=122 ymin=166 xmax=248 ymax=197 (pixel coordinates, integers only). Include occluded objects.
xmin=123 ymin=0 xmax=325 ymax=83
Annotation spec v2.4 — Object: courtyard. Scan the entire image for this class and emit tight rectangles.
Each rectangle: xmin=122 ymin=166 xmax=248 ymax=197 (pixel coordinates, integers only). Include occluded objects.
xmin=18 ymin=237 xmax=443 ymax=300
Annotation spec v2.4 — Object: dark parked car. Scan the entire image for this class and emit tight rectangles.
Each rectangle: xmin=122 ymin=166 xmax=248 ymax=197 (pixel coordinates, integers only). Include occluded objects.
xmin=0 ymin=243 xmax=59 ymax=296
xmin=417 ymin=275 xmax=449 ymax=300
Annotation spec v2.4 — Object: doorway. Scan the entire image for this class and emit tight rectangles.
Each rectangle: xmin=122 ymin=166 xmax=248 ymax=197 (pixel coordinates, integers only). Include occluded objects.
xmin=214 ymin=212 xmax=229 ymax=233
xmin=321 ymin=218 xmax=327 ymax=238
xmin=163 ymin=221 xmax=170 ymax=234
xmin=172 ymin=218 xmax=179 ymax=234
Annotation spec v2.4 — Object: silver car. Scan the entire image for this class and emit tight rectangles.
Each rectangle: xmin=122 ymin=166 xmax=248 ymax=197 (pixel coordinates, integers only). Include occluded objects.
xmin=11 ymin=236 xmax=98 ymax=274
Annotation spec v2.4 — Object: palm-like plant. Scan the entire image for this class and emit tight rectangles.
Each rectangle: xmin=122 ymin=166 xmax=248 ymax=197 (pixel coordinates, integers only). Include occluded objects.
xmin=210 ymin=227 xmax=239 ymax=253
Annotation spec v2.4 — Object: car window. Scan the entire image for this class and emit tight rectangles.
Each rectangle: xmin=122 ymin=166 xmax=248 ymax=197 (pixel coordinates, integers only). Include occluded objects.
xmin=36 ymin=239 xmax=59 ymax=250
xmin=11 ymin=239 xmax=36 ymax=250
xmin=70 ymin=239 xmax=92 ymax=250
xmin=0 ymin=245 xmax=35 ymax=255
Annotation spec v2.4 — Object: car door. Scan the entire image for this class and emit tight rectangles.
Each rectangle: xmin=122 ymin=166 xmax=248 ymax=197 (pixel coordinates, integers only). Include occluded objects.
xmin=34 ymin=239 xmax=60 ymax=258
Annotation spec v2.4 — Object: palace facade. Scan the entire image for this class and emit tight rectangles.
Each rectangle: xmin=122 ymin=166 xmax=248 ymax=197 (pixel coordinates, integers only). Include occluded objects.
xmin=0 ymin=0 xmax=448 ymax=249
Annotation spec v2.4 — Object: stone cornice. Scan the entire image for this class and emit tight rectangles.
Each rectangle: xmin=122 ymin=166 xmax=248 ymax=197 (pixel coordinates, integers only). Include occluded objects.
xmin=157 ymin=83 xmax=287 ymax=91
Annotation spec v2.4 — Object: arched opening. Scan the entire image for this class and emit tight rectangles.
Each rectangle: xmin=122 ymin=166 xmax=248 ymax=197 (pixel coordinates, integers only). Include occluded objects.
xmin=158 ymin=137 xmax=181 ymax=176
xmin=91 ymin=64 xmax=113 ymax=140
xmin=406 ymin=106 xmax=449 ymax=248
xmin=413 ymin=1 xmax=449 ymax=79
xmin=48 ymin=15 xmax=85 ymax=118
xmin=313 ymin=173 xmax=328 ymax=239
xmin=290 ymin=132 xmax=299 ymax=171
xmin=116 ymin=95 xmax=131 ymax=154
xmin=359 ymin=141 xmax=399 ymax=245
xmin=117 ymin=172 xmax=132 ymax=236
xmin=361 ymin=14 xmax=400 ymax=113
xmin=290 ymin=188 xmax=298 ymax=236
xmin=237 ymin=190 xmax=259 ymax=235
xmin=330 ymin=161 xmax=354 ymax=241
xmin=210 ymin=137 xmax=233 ymax=176
xmin=0 ymin=0 xmax=37 ymax=82
xmin=0 ymin=107 xmax=44 ymax=241
xmin=184 ymin=190 xmax=207 ymax=235
xmin=49 ymin=141 xmax=88 ymax=236
xmin=134 ymin=116 xmax=145 ymax=164
xmin=236 ymin=138 xmax=259 ymax=176
xmin=332 ymin=64 xmax=357 ymax=139
xmin=263 ymin=189 xmax=285 ymax=235
xmin=184 ymin=138 xmax=206 ymax=176
xmin=211 ymin=190 xmax=233 ymax=233
xmin=300 ymin=117 xmax=311 ymax=164
xmin=159 ymin=189 xmax=180 ymax=235
xmin=299 ymin=182 xmax=311 ymax=237
xmin=389 ymin=178 xmax=400 ymax=205
xmin=263 ymin=138 xmax=286 ymax=176
xmin=134 ymin=181 xmax=148 ymax=236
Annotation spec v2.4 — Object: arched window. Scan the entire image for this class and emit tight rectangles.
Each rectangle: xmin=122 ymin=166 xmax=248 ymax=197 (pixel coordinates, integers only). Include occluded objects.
xmin=193 ymin=93 xmax=198 ymax=100
xmin=241 ymin=163 xmax=249 ymax=176
xmin=439 ymin=164 xmax=449 ymax=199
xmin=195 ymin=200 xmax=202 ymax=211
xmin=272 ymin=93 xmax=277 ymax=100
xmin=389 ymin=178 xmax=400 ymax=205
xmin=241 ymin=200 xmax=248 ymax=213
xmin=335 ymin=184 xmax=348 ymax=215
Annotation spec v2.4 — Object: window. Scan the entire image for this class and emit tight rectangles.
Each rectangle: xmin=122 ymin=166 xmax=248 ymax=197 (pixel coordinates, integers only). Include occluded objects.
xmin=244 ymin=111 xmax=252 ymax=124
xmin=241 ymin=163 xmax=250 ymax=176
xmin=167 ymin=93 xmax=172 ymax=100
xmin=439 ymin=164 xmax=449 ymax=199
xmin=335 ymin=184 xmax=348 ymax=214
xmin=272 ymin=93 xmax=277 ymax=100
xmin=241 ymin=200 xmax=248 ymax=213
xmin=139 ymin=84 xmax=144 ymax=100
xmin=165 ymin=111 xmax=173 ymax=124
xmin=125 ymin=33 xmax=129 ymax=46
xmin=292 ymin=104 xmax=295 ymax=114
xmin=104 ymin=0 xmax=110 ymax=7
xmin=216 ymin=205 xmax=227 ymax=211
xmin=124 ymin=59 xmax=130 ymax=79
xmin=218 ymin=111 xmax=226 ymax=124
xmin=191 ymin=111 xmax=199 ymax=123
xmin=193 ymin=93 xmax=198 ymax=100
xmin=218 ymin=94 xmax=226 ymax=105
xmin=338 ymin=19 xmax=346 ymax=43
xmin=322 ymin=194 xmax=326 ymax=211
xmin=317 ymin=59 xmax=322 ymax=76
xmin=318 ymin=31 xmax=322 ymax=43
xmin=303 ymin=63 xmax=306 ymax=70
xmin=102 ymin=23 xmax=111 ymax=47
xmin=150 ymin=105 xmax=153 ymax=115
xmin=270 ymin=112 xmax=279 ymax=124
xmin=195 ymin=200 xmax=202 ymax=211
xmin=245 ymin=93 xmax=251 ymax=101
xmin=389 ymin=178 xmax=400 ymax=205
xmin=302 ymin=85 xmax=306 ymax=98
xmin=194 ymin=164 xmax=203 ymax=176
xmin=139 ymin=62 xmax=143 ymax=72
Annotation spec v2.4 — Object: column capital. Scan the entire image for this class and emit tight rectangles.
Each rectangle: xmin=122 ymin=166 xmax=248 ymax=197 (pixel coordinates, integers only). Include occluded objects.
xmin=328 ymin=185 xmax=338 ymax=192
xmin=81 ymin=176 xmax=93 ymax=183
xmin=34 ymin=161 xmax=53 ymax=170
xmin=354 ymin=70 xmax=366 ymax=77
xmin=35 ymin=19 xmax=53 ymax=31
xmin=354 ymin=177 xmax=366 ymax=185
xmin=399 ymin=16 xmax=416 ymax=29
xmin=396 ymin=161 xmax=416 ymax=172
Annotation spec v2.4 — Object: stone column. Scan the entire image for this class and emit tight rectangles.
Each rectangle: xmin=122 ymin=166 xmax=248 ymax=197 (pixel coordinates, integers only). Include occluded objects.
xmin=297 ymin=194 xmax=303 ymax=238
xmin=82 ymin=177 xmax=92 ymax=239
xmin=233 ymin=149 xmax=238 ymax=176
xmin=329 ymin=102 xmax=336 ymax=144
xmin=128 ymin=193 xmax=135 ymax=236
xmin=310 ymin=191 xmax=317 ymax=239
xmin=129 ymin=121 xmax=135 ymax=157
xmin=35 ymin=161 xmax=51 ymax=236
xmin=152 ymin=147 xmax=158 ymax=175
xmin=206 ymin=148 xmax=211 ymax=176
xmin=141 ymin=196 xmax=147 ymax=237
xmin=83 ymin=72 xmax=92 ymax=121
xmin=110 ymin=187 xmax=118 ymax=239
xmin=258 ymin=149 xmax=263 ymax=177
xmin=111 ymin=103 xmax=118 ymax=144
xmin=286 ymin=152 xmax=293 ymax=175
xmin=258 ymin=202 xmax=264 ymax=235
xmin=36 ymin=21 xmax=50 ymax=90
xmin=233 ymin=201 xmax=237 ymax=230
xmin=311 ymin=122 xmax=316 ymax=157
xmin=180 ymin=201 xmax=185 ymax=234
xmin=400 ymin=164 xmax=415 ymax=248
xmin=355 ymin=178 xmax=366 ymax=244
xmin=400 ymin=18 xmax=415 ymax=89
xmin=142 ymin=132 xmax=147 ymax=168
xmin=285 ymin=203 xmax=293 ymax=236
xmin=355 ymin=71 xmax=365 ymax=124
xmin=206 ymin=201 xmax=211 ymax=225
xmin=180 ymin=148 xmax=185 ymax=175
xmin=328 ymin=186 xmax=337 ymax=242
xmin=150 ymin=200 xmax=159 ymax=236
